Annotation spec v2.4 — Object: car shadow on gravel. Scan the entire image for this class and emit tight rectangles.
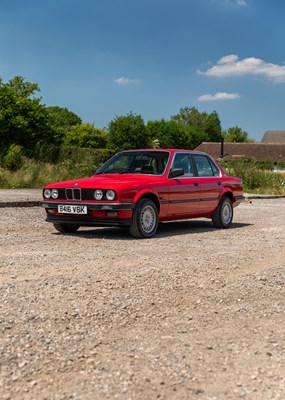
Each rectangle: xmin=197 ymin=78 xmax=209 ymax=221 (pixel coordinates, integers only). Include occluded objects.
xmin=156 ymin=220 xmax=251 ymax=238
xmin=52 ymin=220 xmax=251 ymax=240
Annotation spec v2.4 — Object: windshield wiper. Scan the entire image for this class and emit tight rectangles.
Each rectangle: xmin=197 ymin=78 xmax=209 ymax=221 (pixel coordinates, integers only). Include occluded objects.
xmin=119 ymin=169 xmax=137 ymax=174
xmin=97 ymin=168 xmax=132 ymax=174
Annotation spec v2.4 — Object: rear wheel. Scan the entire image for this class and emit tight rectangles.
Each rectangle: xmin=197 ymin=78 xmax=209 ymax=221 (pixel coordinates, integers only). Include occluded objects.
xmin=53 ymin=223 xmax=80 ymax=233
xmin=129 ymin=198 xmax=158 ymax=238
xmin=212 ymin=197 xmax=233 ymax=229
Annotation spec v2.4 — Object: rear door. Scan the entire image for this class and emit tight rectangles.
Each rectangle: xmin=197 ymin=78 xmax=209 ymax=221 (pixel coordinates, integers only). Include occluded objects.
xmin=191 ymin=154 xmax=223 ymax=213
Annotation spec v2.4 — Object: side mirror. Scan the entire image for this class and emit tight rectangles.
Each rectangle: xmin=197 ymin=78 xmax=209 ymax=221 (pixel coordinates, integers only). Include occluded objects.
xmin=169 ymin=168 xmax=185 ymax=178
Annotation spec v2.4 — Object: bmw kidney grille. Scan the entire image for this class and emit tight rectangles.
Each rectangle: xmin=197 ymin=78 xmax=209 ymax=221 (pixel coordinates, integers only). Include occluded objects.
xmin=65 ymin=188 xmax=82 ymax=200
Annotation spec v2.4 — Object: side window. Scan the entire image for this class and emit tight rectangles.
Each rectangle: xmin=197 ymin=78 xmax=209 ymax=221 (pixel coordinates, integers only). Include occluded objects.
xmin=155 ymin=153 xmax=170 ymax=174
xmin=193 ymin=154 xmax=215 ymax=177
xmin=172 ymin=153 xmax=193 ymax=177
xmin=209 ymin=158 xmax=221 ymax=177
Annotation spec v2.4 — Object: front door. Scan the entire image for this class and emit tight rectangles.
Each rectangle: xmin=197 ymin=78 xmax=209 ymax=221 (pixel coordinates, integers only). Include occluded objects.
xmin=167 ymin=153 xmax=200 ymax=217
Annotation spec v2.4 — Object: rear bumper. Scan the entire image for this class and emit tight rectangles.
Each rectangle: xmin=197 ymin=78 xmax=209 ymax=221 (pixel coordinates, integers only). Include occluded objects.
xmin=234 ymin=195 xmax=246 ymax=203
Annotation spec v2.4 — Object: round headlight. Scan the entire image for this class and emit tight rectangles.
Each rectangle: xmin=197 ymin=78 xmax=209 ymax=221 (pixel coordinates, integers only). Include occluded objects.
xmin=106 ymin=190 xmax=116 ymax=201
xmin=44 ymin=189 xmax=51 ymax=199
xmin=51 ymin=189 xmax=58 ymax=199
xmin=94 ymin=189 xmax=103 ymax=200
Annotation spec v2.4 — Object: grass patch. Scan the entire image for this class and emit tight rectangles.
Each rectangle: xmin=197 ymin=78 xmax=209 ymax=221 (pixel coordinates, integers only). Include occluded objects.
xmin=0 ymin=158 xmax=98 ymax=189
xmin=0 ymin=146 xmax=114 ymax=189
xmin=220 ymin=158 xmax=285 ymax=195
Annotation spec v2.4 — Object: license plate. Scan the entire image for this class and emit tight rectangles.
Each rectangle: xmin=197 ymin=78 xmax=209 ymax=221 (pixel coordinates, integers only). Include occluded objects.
xmin=58 ymin=205 xmax=87 ymax=214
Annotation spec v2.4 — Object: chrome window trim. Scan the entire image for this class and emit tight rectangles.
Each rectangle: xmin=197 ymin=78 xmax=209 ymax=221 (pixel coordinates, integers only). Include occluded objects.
xmin=168 ymin=152 xmax=194 ymax=178
xmin=95 ymin=150 xmax=171 ymax=176
xmin=191 ymin=153 xmax=222 ymax=178
xmin=168 ymin=151 xmax=222 ymax=179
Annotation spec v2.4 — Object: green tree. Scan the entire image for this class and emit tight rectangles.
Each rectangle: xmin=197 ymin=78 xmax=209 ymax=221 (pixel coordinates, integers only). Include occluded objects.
xmin=47 ymin=106 xmax=82 ymax=143
xmin=205 ymin=111 xmax=223 ymax=142
xmin=107 ymin=112 xmax=149 ymax=151
xmin=224 ymin=126 xmax=254 ymax=143
xmin=64 ymin=123 xmax=107 ymax=148
xmin=171 ymin=106 xmax=207 ymax=128
xmin=186 ymin=125 xmax=209 ymax=149
xmin=0 ymin=76 xmax=56 ymax=155
xmin=146 ymin=119 xmax=191 ymax=149
xmin=171 ymin=106 xmax=222 ymax=145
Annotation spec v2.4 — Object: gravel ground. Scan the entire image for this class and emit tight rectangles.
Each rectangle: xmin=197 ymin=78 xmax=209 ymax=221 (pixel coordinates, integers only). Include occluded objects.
xmin=0 ymin=189 xmax=41 ymax=203
xmin=0 ymin=199 xmax=285 ymax=400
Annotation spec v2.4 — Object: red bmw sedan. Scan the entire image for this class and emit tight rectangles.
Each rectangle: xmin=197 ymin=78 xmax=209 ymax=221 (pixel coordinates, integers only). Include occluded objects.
xmin=41 ymin=149 xmax=244 ymax=238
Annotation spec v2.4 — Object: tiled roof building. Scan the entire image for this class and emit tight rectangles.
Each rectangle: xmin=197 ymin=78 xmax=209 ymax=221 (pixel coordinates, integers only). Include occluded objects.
xmin=261 ymin=131 xmax=285 ymax=144
xmin=195 ymin=142 xmax=285 ymax=162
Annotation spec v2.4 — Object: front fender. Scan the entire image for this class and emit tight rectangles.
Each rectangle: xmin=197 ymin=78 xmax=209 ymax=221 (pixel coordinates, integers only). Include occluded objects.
xmin=133 ymin=188 xmax=160 ymax=205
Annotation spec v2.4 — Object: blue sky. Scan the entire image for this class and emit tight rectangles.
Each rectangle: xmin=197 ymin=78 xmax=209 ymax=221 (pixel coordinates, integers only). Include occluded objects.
xmin=1 ymin=0 xmax=285 ymax=141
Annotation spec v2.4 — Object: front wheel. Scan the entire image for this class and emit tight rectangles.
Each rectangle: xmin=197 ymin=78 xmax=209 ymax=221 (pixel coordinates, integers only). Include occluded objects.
xmin=212 ymin=197 xmax=233 ymax=229
xmin=53 ymin=223 xmax=80 ymax=233
xmin=129 ymin=199 xmax=158 ymax=238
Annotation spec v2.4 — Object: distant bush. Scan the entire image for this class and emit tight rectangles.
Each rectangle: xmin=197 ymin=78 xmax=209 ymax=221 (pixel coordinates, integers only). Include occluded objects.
xmin=2 ymin=144 xmax=25 ymax=171
xmin=58 ymin=147 xmax=114 ymax=167
xmin=63 ymin=123 xmax=107 ymax=148
xmin=31 ymin=143 xmax=114 ymax=165
xmin=0 ymin=147 xmax=115 ymax=188
xmin=220 ymin=158 xmax=285 ymax=194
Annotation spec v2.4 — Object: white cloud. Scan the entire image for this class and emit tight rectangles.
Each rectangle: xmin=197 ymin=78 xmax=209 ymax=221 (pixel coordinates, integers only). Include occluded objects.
xmin=212 ymin=0 xmax=247 ymax=6
xmin=198 ymin=92 xmax=241 ymax=101
xmin=198 ymin=55 xmax=285 ymax=82
xmin=114 ymin=77 xmax=141 ymax=85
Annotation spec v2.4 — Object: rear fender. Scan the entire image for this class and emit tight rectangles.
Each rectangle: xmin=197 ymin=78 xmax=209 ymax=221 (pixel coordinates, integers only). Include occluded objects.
xmin=219 ymin=189 xmax=234 ymax=203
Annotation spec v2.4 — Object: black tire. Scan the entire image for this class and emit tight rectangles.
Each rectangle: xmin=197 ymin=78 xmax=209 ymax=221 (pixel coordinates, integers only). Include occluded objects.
xmin=129 ymin=198 xmax=158 ymax=238
xmin=53 ymin=223 xmax=80 ymax=234
xmin=212 ymin=197 xmax=233 ymax=229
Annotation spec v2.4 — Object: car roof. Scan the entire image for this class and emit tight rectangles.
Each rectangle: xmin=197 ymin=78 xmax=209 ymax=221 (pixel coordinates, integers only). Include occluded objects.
xmin=121 ymin=148 xmax=206 ymax=155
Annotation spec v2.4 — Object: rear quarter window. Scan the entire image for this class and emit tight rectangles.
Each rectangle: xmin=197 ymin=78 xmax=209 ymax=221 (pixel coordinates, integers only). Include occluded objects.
xmin=193 ymin=154 xmax=220 ymax=177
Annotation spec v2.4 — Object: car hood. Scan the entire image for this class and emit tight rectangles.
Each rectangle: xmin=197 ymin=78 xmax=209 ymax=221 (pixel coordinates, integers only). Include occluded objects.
xmin=45 ymin=174 xmax=162 ymax=190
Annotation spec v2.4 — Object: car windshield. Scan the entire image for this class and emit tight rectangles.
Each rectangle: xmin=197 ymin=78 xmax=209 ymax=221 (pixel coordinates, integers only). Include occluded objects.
xmin=95 ymin=151 xmax=170 ymax=175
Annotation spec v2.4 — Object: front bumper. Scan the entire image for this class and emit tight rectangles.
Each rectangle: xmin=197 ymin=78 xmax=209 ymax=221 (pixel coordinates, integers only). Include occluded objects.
xmin=45 ymin=215 xmax=132 ymax=227
xmin=41 ymin=201 xmax=135 ymax=211
xmin=41 ymin=201 xmax=135 ymax=227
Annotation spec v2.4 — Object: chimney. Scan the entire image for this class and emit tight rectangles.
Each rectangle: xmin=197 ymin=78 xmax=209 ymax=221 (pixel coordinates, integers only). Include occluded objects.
xmin=220 ymin=138 xmax=224 ymax=158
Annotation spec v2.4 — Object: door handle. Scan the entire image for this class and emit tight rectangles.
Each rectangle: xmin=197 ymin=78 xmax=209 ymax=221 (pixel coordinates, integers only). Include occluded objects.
xmin=194 ymin=182 xmax=199 ymax=186
xmin=217 ymin=181 xmax=222 ymax=185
